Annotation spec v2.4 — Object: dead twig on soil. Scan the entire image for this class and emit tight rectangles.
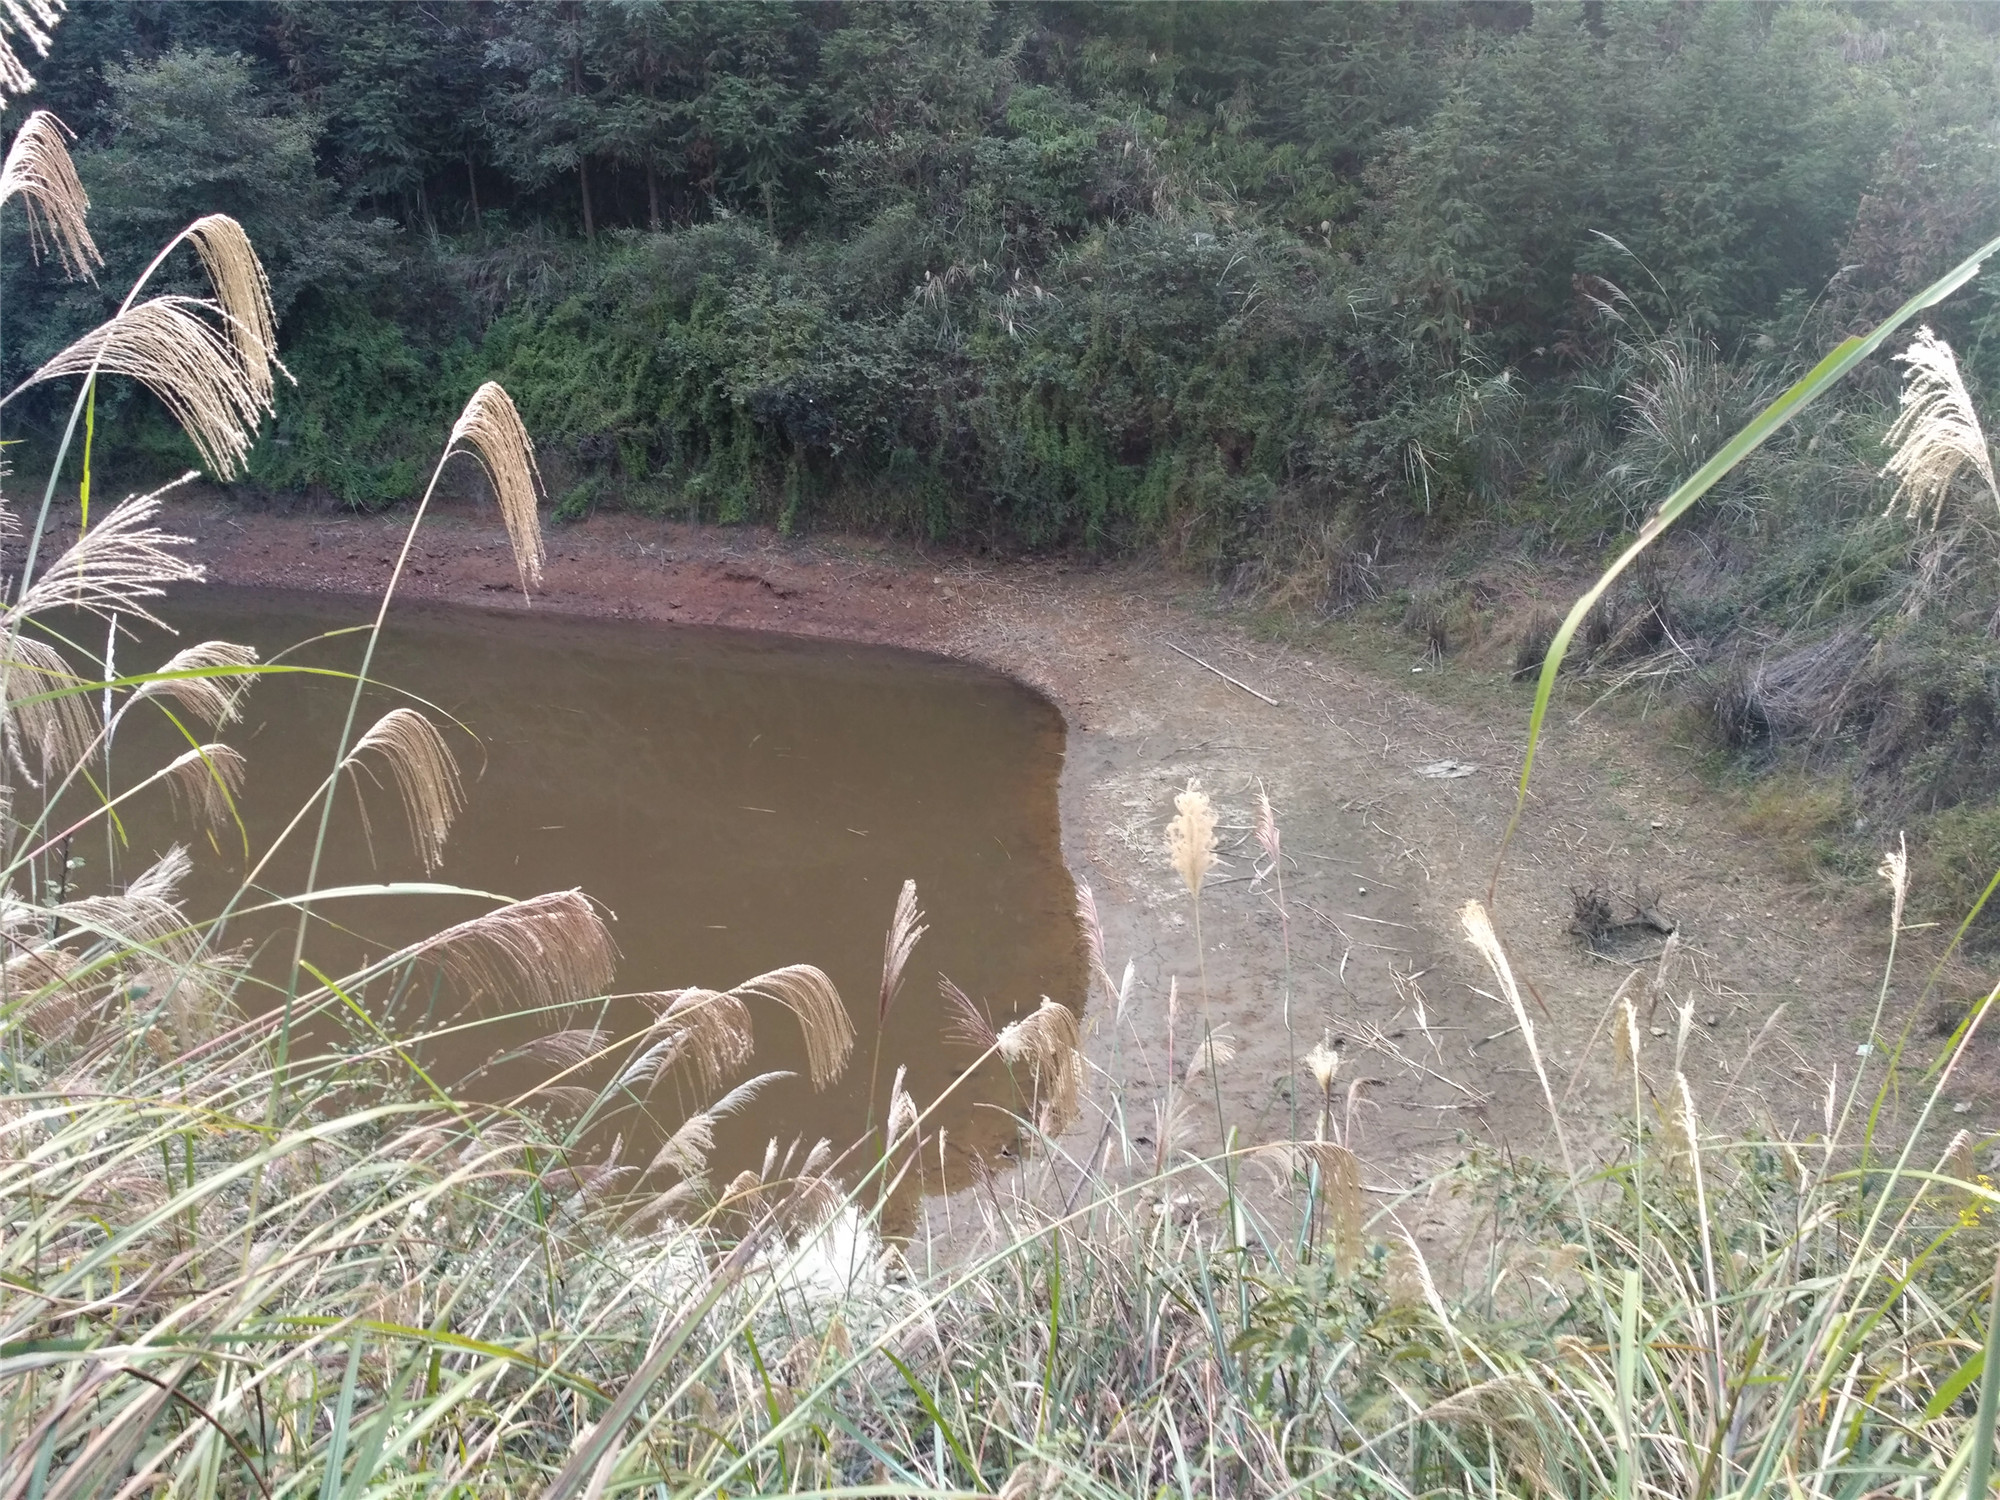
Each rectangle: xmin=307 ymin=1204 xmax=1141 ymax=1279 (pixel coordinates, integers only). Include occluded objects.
xmin=1167 ymin=641 xmax=1279 ymax=706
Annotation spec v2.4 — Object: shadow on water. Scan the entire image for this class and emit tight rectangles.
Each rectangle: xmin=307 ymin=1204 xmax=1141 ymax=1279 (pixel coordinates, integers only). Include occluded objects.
xmin=93 ymin=585 xmax=1083 ymax=1201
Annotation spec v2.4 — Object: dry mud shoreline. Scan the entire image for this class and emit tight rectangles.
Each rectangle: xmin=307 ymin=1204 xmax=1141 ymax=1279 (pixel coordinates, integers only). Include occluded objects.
xmin=143 ymin=494 xmax=1967 ymax=1208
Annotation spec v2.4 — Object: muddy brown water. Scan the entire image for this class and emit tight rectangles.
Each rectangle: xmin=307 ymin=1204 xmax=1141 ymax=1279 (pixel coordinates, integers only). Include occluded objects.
xmin=97 ymin=585 xmax=1081 ymax=1195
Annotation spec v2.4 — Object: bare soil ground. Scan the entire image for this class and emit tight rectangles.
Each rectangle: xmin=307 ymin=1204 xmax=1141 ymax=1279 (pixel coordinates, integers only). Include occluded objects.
xmin=149 ymin=493 xmax=1983 ymax=1218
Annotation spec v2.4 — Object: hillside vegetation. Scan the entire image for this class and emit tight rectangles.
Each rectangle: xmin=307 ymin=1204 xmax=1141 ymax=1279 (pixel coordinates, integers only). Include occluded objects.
xmin=12 ymin=1 xmax=2000 ymax=900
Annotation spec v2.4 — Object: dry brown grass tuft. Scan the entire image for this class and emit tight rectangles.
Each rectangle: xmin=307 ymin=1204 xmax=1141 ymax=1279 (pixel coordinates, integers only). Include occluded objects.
xmin=347 ymin=707 xmax=463 ymax=872
xmin=0 ymin=110 xmax=96 ymax=277
xmin=732 ymin=964 xmax=854 ymax=1090
xmin=446 ymin=383 xmax=547 ymax=595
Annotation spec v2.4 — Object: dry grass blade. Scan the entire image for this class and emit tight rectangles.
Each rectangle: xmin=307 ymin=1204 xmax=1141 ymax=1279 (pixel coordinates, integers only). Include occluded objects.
xmin=162 ymin=742 xmax=245 ymax=831
xmin=2 ymin=634 xmax=94 ymax=780
xmin=17 ymin=297 xmax=273 ymax=478
xmin=1166 ymin=778 xmax=1218 ymax=898
xmin=181 ymin=215 xmax=283 ymax=408
xmin=878 ymin=878 xmax=926 ymax=1023
xmin=731 ymin=964 xmax=854 ymax=1090
xmin=134 ymin=639 xmax=257 ymax=726
xmin=347 ymin=708 xmax=463 ymax=872
xmin=446 ymin=382 xmax=546 ymax=595
xmin=1884 ymin=326 xmax=1999 ymax=524
xmin=0 ymin=0 xmax=61 ymax=102
xmin=9 ymin=484 xmax=202 ymax=625
xmin=0 ymin=110 xmax=97 ymax=276
xmin=399 ymin=890 xmax=615 ymax=1013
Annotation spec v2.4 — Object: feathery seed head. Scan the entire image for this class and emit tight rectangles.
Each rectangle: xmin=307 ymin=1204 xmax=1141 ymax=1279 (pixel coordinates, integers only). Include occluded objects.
xmin=0 ymin=1 xmax=62 ymax=105
xmin=1879 ymin=832 xmax=1909 ymax=934
xmin=347 ymin=708 xmax=463 ymax=872
xmin=447 ymin=382 xmax=547 ymax=596
xmin=135 ymin=639 xmax=258 ymax=727
xmin=1166 ymin=778 xmax=1218 ymax=898
xmin=731 ymin=964 xmax=854 ymax=1089
xmin=635 ymin=988 xmax=754 ymax=1094
xmin=180 ymin=215 xmax=284 ymax=409
xmin=1 ymin=634 xmax=93 ymax=782
xmin=402 ymin=889 xmax=616 ymax=1014
xmin=1883 ymin=326 xmax=1998 ymax=524
xmin=162 ymin=742 xmax=245 ymax=832
xmin=941 ymin=975 xmax=999 ymax=1051
xmin=18 ymin=297 xmax=272 ymax=478
xmin=878 ymin=878 xmax=926 ymax=1023
xmin=1255 ymin=784 xmax=1281 ymax=865
xmin=8 ymin=483 xmax=202 ymax=627
xmin=0 ymin=111 xmax=96 ymax=277
xmin=995 ymin=996 xmax=1083 ymax=1136
xmin=1184 ymin=1026 xmax=1236 ymax=1084
xmin=1303 ymin=1035 xmax=1341 ymax=1094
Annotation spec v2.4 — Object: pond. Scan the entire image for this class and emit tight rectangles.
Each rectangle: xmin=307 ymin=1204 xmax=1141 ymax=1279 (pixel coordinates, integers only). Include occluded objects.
xmin=104 ymin=586 xmax=1082 ymax=1198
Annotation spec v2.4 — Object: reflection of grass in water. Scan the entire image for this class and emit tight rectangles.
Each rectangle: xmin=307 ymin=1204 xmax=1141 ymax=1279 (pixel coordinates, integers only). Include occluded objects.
xmin=13 ymin=46 xmax=2000 ymax=1493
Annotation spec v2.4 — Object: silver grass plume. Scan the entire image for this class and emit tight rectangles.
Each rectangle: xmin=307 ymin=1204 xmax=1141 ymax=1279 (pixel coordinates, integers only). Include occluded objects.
xmin=161 ymin=742 xmax=245 ymax=831
xmin=181 ymin=215 xmax=282 ymax=410
xmin=1183 ymin=1026 xmax=1236 ymax=1083
xmin=886 ymin=1064 xmax=919 ymax=1150
xmin=132 ymin=639 xmax=257 ymax=726
xmin=57 ymin=845 xmax=189 ymax=951
xmin=1166 ymin=778 xmax=1218 ymax=898
xmin=0 ymin=0 xmax=61 ymax=104
xmin=877 ymin=878 xmax=925 ymax=1023
xmin=518 ymin=1028 xmax=610 ymax=1068
xmin=6 ymin=484 xmax=202 ymax=626
xmin=398 ymin=889 xmax=615 ymax=1013
xmin=732 ymin=963 xmax=854 ymax=1090
xmin=941 ymin=975 xmax=999 ymax=1051
xmin=1883 ymin=326 xmax=1999 ymax=525
xmin=996 ymin=996 xmax=1083 ymax=1136
xmin=445 ymin=382 xmax=547 ymax=595
xmin=346 ymin=708 xmax=463 ymax=872
xmin=648 ymin=1071 xmax=791 ymax=1178
xmin=18 ymin=298 xmax=274 ymax=477
xmin=630 ymin=988 xmax=754 ymax=1094
xmin=1 ymin=634 xmax=93 ymax=781
xmin=0 ymin=110 xmax=96 ymax=276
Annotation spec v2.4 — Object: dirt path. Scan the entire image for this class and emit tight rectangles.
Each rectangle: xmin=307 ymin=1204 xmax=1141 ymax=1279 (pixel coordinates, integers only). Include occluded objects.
xmin=151 ymin=495 xmax=1942 ymax=1204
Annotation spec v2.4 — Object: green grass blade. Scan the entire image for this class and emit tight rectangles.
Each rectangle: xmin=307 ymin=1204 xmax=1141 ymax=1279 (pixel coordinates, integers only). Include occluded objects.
xmin=1493 ymin=226 xmax=2000 ymax=892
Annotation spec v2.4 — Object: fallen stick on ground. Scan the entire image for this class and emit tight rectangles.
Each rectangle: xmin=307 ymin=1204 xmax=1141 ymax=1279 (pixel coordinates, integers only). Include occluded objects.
xmin=1167 ymin=641 xmax=1279 ymax=705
